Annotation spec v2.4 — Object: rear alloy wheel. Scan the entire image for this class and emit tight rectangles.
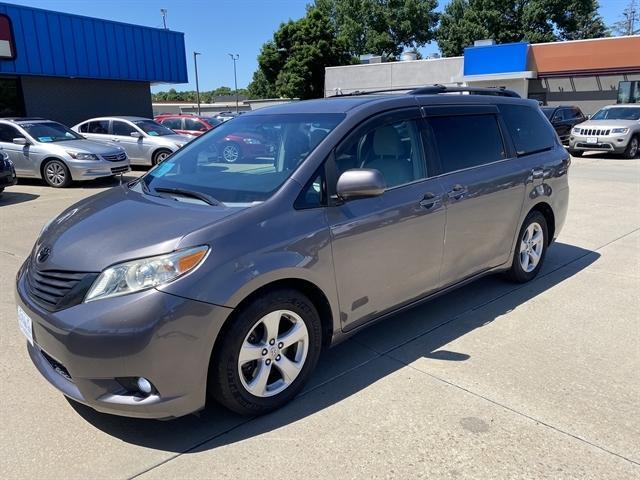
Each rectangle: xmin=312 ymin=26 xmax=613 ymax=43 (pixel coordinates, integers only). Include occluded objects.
xmin=222 ymin=142 xmax=241 ymax=163
xmin=210 ymin=289 xmax=322 ymax=415
xmin=43 ymin=159 xmax=71 ymax=188
xmin=506 ymin=211 xmax=548 ymax=283
xmin=623 ymin=136 xmax=638 ymax=159
xmin=152 ymin=149 xmax=172 ymax=166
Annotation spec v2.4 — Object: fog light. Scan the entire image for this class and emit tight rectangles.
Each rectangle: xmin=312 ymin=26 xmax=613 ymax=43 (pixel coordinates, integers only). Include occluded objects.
xmin=137 ymin=377 xmax=152 ymax=394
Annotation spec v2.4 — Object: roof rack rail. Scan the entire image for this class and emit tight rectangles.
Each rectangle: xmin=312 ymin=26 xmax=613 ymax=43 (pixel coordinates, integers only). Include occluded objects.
xmin=409 ymin=84 xmax=521 ymax=98
xmin=330 ymin=84 xmax=520 ymax=98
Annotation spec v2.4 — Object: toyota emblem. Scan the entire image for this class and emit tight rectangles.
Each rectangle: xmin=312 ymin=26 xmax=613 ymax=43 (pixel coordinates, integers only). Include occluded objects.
xmin=36 ymin=247 xmax=51 ymax=263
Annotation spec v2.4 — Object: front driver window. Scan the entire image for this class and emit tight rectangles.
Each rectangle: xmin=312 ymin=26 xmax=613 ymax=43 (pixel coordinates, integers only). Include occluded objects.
xmin=335 ymin=119 xmax=426 ymax=188
xmin=112 ymin=121 xmax=136 ymax=136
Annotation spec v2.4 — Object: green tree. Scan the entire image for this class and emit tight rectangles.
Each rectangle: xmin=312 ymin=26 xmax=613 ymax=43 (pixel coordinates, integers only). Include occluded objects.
xmin=247 ymin=70 xmax=278 ymax=99
xmin=436 ymin=0 xmax=608 ymax=57
xmin=254 ymin=6 xmax=351 ymax=99
xmin=316 ymin=0 xmax=439 ymax=59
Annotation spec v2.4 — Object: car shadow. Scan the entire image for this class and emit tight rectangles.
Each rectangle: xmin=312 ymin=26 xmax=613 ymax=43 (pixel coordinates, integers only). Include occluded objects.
xmin=69 ymin=242 xmax=600 ymax=455
xmin=0 ymin=190 xmax=39 ymax=206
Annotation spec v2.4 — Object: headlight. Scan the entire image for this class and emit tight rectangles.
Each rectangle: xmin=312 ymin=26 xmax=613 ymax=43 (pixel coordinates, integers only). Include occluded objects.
xmin=85 ymin=246 xmax=209 ymax=302
xmin=611 ymin=127 xmax=629 ymax=134
xmin=242 ymin=138 xmax=261 ymax=144
xmin=66 ymin=151 xmax=99 ymax=160
xmin=572 ymin=127 xmax=581 ymax=134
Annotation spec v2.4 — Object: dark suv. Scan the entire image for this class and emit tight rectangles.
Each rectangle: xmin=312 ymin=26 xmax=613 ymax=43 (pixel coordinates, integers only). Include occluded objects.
xmin=541 ymin=105 xmax=586 ymax=145
xmin=16 ymin=86 xmax=569 ymax=419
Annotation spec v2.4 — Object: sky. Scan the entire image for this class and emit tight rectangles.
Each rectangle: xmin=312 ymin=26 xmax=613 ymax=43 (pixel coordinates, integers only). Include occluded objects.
xmin=6 ymin=0 xmax=633 ymax=93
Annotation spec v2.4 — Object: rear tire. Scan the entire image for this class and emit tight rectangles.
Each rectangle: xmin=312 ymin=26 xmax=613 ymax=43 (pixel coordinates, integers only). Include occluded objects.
xmin=42 ymin=159 xmax=71 ymax=188
xmin=209 ymin=289 xmax=322 ymax=416
xmin=505 ymin=211 xmax=548 ymax=283
xmin=623 ymin=135 xmax=638 ymax=159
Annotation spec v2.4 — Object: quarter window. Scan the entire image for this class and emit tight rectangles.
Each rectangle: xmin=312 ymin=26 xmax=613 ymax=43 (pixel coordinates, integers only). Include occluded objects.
xmin=498 ymin=104 xmax=555 ymax=156
xmin=429 ymin=114 xmax=506 ymax=173
xmin=335 ymin=119 xmax=426 ymax=189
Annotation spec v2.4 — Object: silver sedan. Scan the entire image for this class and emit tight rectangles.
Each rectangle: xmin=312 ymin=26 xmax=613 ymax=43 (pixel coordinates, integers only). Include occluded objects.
xmin=72 ymin=116 xmax=193 ymax=166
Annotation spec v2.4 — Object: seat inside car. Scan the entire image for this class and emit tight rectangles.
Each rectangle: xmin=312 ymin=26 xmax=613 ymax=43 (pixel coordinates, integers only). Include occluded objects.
xmin=362 ymin=125 xmax=413 ymax=187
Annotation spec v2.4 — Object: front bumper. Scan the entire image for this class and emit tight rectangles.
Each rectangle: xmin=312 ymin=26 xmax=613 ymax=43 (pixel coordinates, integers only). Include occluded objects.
xmin=0 ymin=169 xmax=17 ymax=188
xmin=15 ymin=266 xmax=232 ymax=419
xmin=569 ymin=132 xmax=632 ymax=153
xmin=67 ymin=159 xmax=130 ymax=181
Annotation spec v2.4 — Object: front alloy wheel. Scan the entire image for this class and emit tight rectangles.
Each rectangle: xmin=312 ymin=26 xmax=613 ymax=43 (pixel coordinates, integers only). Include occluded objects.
xmin=222 ymin=143 xmax=240 ymax=163
xmin=623 ymin=136 xmax=638 ymax=159
xmin=43 ymin=160 xmax=71 ymax=188
xmin=210 ymin=289 xmax=322 ymax=415
xmin=238 ymin=310 xmax=309 ymax=398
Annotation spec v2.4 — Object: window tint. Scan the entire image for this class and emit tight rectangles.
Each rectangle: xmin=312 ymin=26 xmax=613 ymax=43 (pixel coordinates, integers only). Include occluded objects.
xmin=295 ymin=169 xmax=325 ymax=209
xmin=335 ymin=119 xmax=426 ymax=188
xmin=554 ymin=109 xmax=567 ymax=121
xmin=83 ymin=120 xmax=109 ymax=134
xmin=498 ymin=104 xmax=555 ymax=156
xmin=429 ymin=114 xmax=505 ymax=173
xmin=0 ymin=124 xmax=23 ymax=143
xmin=161 ymin=118 xmax=182 ymax=130
xmin=572 ymin=108 xmax=584 ymax=119
xmin=112 ymin=121 xmax=137 ymax=136
xmin=184 ymin=118 xmax=207 ymax=131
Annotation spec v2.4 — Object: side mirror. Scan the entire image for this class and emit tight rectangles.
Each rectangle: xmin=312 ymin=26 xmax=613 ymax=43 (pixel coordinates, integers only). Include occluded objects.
xmin=130 ymin=131 xmax=142 ymax=138
xmin=13 ymin=137 xmax=28 ymax=145
xmin=336 ymin=169 xmax=386 ymax=201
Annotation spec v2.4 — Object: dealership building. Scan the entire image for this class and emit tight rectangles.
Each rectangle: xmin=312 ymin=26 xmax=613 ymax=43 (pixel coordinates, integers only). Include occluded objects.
xmin=0 ymin=2 xmax=187 ymax=126
xmin=325 ymin=36 xmax=640 ymax=114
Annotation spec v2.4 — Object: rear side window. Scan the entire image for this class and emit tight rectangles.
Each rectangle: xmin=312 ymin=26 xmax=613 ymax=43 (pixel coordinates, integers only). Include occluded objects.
xmin=499 ymin=104 xmax=555 ymax=156
xmin=429 ymin=114 xmax=505 ymax=173
xmin=184 ymin=118 xmax=207 ymax=132
xmin=161 ymin=118 xmax=182 ymax=130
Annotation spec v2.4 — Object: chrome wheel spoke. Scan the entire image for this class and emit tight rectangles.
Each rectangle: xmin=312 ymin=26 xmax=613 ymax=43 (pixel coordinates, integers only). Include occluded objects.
xmin=261 ymin=310 xmax=282 ymax=342
xmin=239 ymin=342 xmax=265 ymax=364
xmin=275 ymin=356 xmax=301 ymax=383
xmin=247 ymin=362 xmax=271 ymax=396
xmin=278 ymin=322 xmax=306 ymax=349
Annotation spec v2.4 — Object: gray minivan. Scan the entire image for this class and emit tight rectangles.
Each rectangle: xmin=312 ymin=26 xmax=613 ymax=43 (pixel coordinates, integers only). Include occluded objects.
xmin=16 ymin=87 xmax=569 ymax=419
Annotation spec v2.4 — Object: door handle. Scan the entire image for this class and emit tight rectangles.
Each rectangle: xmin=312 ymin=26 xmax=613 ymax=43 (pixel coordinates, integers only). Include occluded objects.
xmin=447 ymin=184 xmax=467 ymax=200
xmin=419 ymin=192 xmax=441 ymax=209
xmin=531 ymin=168 xmax=544 ymax=179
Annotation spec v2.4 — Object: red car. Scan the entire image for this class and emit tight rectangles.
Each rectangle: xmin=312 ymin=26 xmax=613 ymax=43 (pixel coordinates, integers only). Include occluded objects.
xmin=155 ymin=113 xmax=220 ymax=137
xmin=156 ymin=114 xmax=275 ymax=163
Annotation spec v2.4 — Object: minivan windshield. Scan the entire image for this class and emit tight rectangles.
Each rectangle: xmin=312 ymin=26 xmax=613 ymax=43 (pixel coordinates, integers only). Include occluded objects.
xmin=22 ymin=122 xmax=83 ymax=143
xmin=132 ymin=120 xmax=176 ymax=136
xmin=591 ymin=107 xmax=640 ymax=121
xmin=139 ymin=113 xmax=344 ymax=205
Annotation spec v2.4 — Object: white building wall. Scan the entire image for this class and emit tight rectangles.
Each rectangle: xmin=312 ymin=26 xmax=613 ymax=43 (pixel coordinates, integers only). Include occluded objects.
xmin=324 ymin=57 xmax=464 ymax=96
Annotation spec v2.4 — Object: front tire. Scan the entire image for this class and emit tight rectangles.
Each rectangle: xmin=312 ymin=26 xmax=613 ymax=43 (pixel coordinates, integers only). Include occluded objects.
xmin=42 ymin=159 xmax=71 ymax=188
xmin=623 ymin=135 xmax=639 ymax=159
xmin=506 ymin=211 xmax=548 ymax=283
xmin=209 ymin=289 xmax=322 ymax=416
xmin=221 ymin=142 xmax=241 ymax=163
xmin=152 ymin=149 xmax=172 ymax=166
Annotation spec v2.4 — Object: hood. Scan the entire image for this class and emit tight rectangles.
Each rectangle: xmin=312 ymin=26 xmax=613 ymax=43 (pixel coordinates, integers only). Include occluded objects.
xmin=577 ymin=119 xmax=638 ymax=129
xmin=34 ymin=186 xmax=244 ymax=272
xmin=53 ymin=139 xmax=125 ymax=156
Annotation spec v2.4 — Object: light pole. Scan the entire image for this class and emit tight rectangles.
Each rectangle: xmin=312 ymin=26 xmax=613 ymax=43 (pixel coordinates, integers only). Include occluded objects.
xmin=228 ymin=53 xmax=239 ymax=113
xmin=160 ymin=9 xmax=167 ymax=29
xmin=193 ymin=52 xmax=201 ymax=115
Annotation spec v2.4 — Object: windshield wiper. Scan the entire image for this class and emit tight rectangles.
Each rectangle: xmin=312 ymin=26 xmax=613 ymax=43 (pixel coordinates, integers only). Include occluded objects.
xmin=154 ymin=187 xmax=223 ymax=206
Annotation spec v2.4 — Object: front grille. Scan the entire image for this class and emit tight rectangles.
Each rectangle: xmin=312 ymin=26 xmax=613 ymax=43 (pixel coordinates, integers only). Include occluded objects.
xmin=40 ymin=349 xmax=73 ymax=382
xmin=111 ymin=166 xmax=130 ymax=174
xmin=576 ymin=128 xmax=611 ymax=136
xmin=26 ymin=265 xmax=97 ymax=312
xmin=103 ymin=152 xmax=127 ymax=162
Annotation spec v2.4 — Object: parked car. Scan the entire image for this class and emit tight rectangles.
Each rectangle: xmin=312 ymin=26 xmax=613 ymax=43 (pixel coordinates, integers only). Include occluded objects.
xmin=0 ymin=148 xmax=17 ymax=196
xmin=72 ymin=116 xmax=193 ymax=166
xmin=0 ymin=118 xmax=129 ymax=188
xmin=540 ymin=105 xmax=586 ymax=146
xmin=215 ymin=111 xmax=239 ymax=122
xmin=155 ymin=113 xmax=221 ymax=137
xmin=16 ymin=86 xmax=569 ymax=419
xmin=569 ymin=104 xmax=640 ymax=158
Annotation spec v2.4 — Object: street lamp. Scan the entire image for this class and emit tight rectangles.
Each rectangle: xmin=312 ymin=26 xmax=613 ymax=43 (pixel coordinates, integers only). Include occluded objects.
xmin=228 ymin=53 xmax=239 ymax=113
xmin=193 ymin=52 xmax=201 ymax=115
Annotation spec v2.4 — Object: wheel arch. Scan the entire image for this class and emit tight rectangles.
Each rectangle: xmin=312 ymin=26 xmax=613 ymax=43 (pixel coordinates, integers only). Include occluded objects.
xmin=39 ymin=156 xmax=72 ymax=180
xmin=528 ymin=201 xmax=556 ymax=244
